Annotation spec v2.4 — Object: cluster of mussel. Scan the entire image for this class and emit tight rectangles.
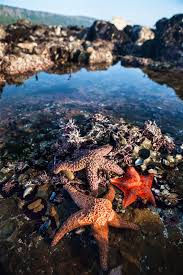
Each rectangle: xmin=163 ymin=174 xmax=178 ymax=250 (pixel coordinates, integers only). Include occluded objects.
xmin=0 ymin=164 xmax=63 ymax=241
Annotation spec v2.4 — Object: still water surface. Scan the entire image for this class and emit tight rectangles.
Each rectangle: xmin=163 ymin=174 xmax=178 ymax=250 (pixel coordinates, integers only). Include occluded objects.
xmin=0 ymin=62 xmax=183 ymax=139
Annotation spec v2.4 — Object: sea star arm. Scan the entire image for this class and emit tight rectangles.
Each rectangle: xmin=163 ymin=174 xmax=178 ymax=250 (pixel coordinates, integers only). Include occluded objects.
xmin=101 ymin=159 xmax=123 ymax=175
xmin=140 ymin=174 xmax=154 ymax=188
xmin=64 ymin=183 xmax=95 ymax=208
xmin=109 ymin=212 xmax=139 ymax=230
xmin=147 ymin=189 xmax=156 ymax=206
xmin=103 ymin=185 xmax=116 ymax=202
xmin=94 ymin=144 xmax=113 ymax=157
xmin=51 ymin=210 xmax=92 ymax=247
xmin=123 ymin=191 xmax=137 ymax=208
xmin=92 ymin=223 xmax=109 ymax=271
xmin=86 ymin=163 xmax=99 ymax=196
xmin=54 ymin=157 xmax=86 ymax=174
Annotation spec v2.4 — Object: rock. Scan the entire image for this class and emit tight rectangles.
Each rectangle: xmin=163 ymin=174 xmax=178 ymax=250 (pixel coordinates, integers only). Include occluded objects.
xmin=1 ymin=53 xmax=53 ymax=75
xmin=0 ymin=25 xmax=6 ymax=40
xmin=33 ymin=25 xmax=47 ymax=37
xmin=120 ymin=55 xmax=171 ymax=69
xmin=62 ymin=170 xmax=75 ymax=180
xmin=17 ymin=42 xmax=38 ymax=54
xmin=16 ymin=19 xmax=32 ymax=27
xmin=54 ymin=26 xmax=61 ymax=36
xmin=0 ymin=42 xmax=7 ymax=59
xmin=0 ymin=220 xmax=16 ymax=240
xmin=89 ymin=48 xmax=113 ymax=64
xmin=86 ymin=20 xmax=128 ymax=42
xmin=142 ymin=14 xmax=183 ymax=64
xmin=109 ymin=265 xmax=123 ymax=275
xmin=27 ymin=199 xmax=42 ymax=210
xmin=124 ymin=25 xmax=155 ymax=45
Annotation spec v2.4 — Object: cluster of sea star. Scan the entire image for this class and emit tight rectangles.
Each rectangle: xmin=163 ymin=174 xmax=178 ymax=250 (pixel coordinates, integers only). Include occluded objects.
xmin=52 ymin=145 xmax=156 ymax=271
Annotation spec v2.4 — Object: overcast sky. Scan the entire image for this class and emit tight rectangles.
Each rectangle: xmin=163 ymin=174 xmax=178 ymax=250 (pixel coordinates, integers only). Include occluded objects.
xmin=1 ymin=0 xmax=183 ymax=26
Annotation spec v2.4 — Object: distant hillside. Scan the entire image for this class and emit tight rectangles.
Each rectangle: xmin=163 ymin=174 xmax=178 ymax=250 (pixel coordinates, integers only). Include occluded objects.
xmin=0 ymin=4 xmax=95 ymax=27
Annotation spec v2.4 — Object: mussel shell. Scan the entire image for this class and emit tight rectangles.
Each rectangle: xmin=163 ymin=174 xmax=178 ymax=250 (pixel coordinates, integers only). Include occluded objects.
xmin=18 ymin=185 xmax=38 ymax=201
xmin=135 ymin=158 xmax=144 ymax=166
xmin=49 ymin=191 xmax=63 ymax=204
xmin=139 ymin=149 xmax=150 ymax=160
xmin=23 ymin=197 xmax=47 ymax=219
xmin=0 ymin=179 xmax=19 ymax=198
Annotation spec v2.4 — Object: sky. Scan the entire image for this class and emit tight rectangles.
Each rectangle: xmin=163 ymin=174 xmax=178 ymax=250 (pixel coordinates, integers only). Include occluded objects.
xmin=1 ymin=0 xmax=183 ymax=26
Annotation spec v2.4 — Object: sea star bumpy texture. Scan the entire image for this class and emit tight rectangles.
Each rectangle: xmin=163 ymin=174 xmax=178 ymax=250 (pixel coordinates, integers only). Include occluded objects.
xmin=111 ymin=167 xmax=156 ymax=208
xmin=51 ymin=183 xmax=139 ymax=271
xmin=54 ymin=145 xmax=123 ymax=196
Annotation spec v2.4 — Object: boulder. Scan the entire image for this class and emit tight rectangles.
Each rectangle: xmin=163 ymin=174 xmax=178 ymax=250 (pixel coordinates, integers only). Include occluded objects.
xmin=87 ymin=41 xmax=114 ymax=64
xmin=16 ymin=19 xmax=32 ymax=27
xmin=88 ymin=48 xmax=113 ymax=64
xmin=85 ymin=20 xmax=129 ymax=42
xmin=17 ymin=42 xmax=38 ymax=54
xmin=1 ymin=53 xmax=53 ymax=75
xmin=124 ymin=25 xmax=155 ymax=45
xmin=0 ymin=26 xmax=6 ymax=40
xmin=0 ymin=42 xmax=7 ymax=58
xmin=142 ymin=14 xmax=183 ymax=64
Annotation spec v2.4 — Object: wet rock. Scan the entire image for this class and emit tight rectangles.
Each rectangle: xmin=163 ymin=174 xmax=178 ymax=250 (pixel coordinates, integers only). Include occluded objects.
xmin=132 ymin=208 xmax=163 ymax=233
xmin=0 ymin=179 xmax=19 ymax=198
xmin=109 ymin=265 xmax=123 ymax=275
xmin=1 ymin=54 xmax=53 ymax=75
xmin=124 ymin=25 xmax=155 ymax=46
xmin=139 ymin=148 xmax=150 ymax=160
xmin=89 ymin=47 xmax=113 ymax=64
xmin=62 ymin=170 xmax=75 ymax=180
xmin=0 ymin=25 xmax=6 ymax=40
xmin=142 ymin=14 xmax=183 ymax=65
xmin=50 ymin=206 xmax=60 ymax=228
xmin=16 ymin=19 xmax=32 ymax=27
xmin=0 ymin=198 xmax=18 ymax=219
xmin=17 ymin=42 xmax=38 ymax=54
xmin=24 ymin=198 xmax=47 ymax=219
xmin=86 ymin=20 xmax=129 ymax=42
xmin=0 ymin=220 xmax=16 ymax=240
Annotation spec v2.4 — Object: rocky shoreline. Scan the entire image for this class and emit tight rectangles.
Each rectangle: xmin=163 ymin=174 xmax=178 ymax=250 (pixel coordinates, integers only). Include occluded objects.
xmin=0 ymin=14 xmax=182 ymax=86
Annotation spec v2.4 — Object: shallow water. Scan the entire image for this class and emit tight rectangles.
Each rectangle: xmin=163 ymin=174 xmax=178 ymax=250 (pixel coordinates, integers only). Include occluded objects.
xmin=0 ymin=63 xmax=183 ymax=275
xmin=1 ymin=63 xmax=183 ymax=140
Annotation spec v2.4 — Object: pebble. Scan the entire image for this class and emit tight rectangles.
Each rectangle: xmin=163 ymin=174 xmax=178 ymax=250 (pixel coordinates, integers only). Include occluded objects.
xmin=135 ymin=158 xmax=143 ymax=166
xmin=28 ymin=199 xmax=42 ymax=210
xmin=33 ymin=204 xmax=44 ymax=213
xmin=63 ymin=170 xmax=75 ymax=180
xmin=23 ymin=186 xmax=34 ymax=198
xmin=0 ymin=221 xmax=16 ymax=239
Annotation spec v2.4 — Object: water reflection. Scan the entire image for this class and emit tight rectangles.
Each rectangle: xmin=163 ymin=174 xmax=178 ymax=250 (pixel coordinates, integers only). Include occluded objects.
xmin=143 ymin=69 xmax=183 ymax=101
xmin=0 ymin=63 xmax=183 ymax=141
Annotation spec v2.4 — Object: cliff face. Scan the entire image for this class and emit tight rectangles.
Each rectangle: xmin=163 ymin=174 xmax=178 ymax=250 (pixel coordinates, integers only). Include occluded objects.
xmin=0 ymin=4 xmax=95 ymax=27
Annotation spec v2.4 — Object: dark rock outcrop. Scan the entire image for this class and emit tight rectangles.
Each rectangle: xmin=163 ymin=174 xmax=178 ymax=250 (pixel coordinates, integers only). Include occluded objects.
xmin=142 ymin=14 xmax=183 ymax=64
xmin=85 ymin=20 xmax=129 ymax=42
xmin=0 ymin=14 xmax=183 ymax=84
xmin=124 ymin=25 xmax=155 ymax=45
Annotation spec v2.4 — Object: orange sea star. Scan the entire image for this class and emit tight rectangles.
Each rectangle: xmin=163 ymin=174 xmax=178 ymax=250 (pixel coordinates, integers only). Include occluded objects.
xmin=54 ymin=145 xmax=123 ymax=196
xmin=111 ymin=167 xmax=155 ymax=208
xmin=51 ymin=183 xmax=139 ymax=271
